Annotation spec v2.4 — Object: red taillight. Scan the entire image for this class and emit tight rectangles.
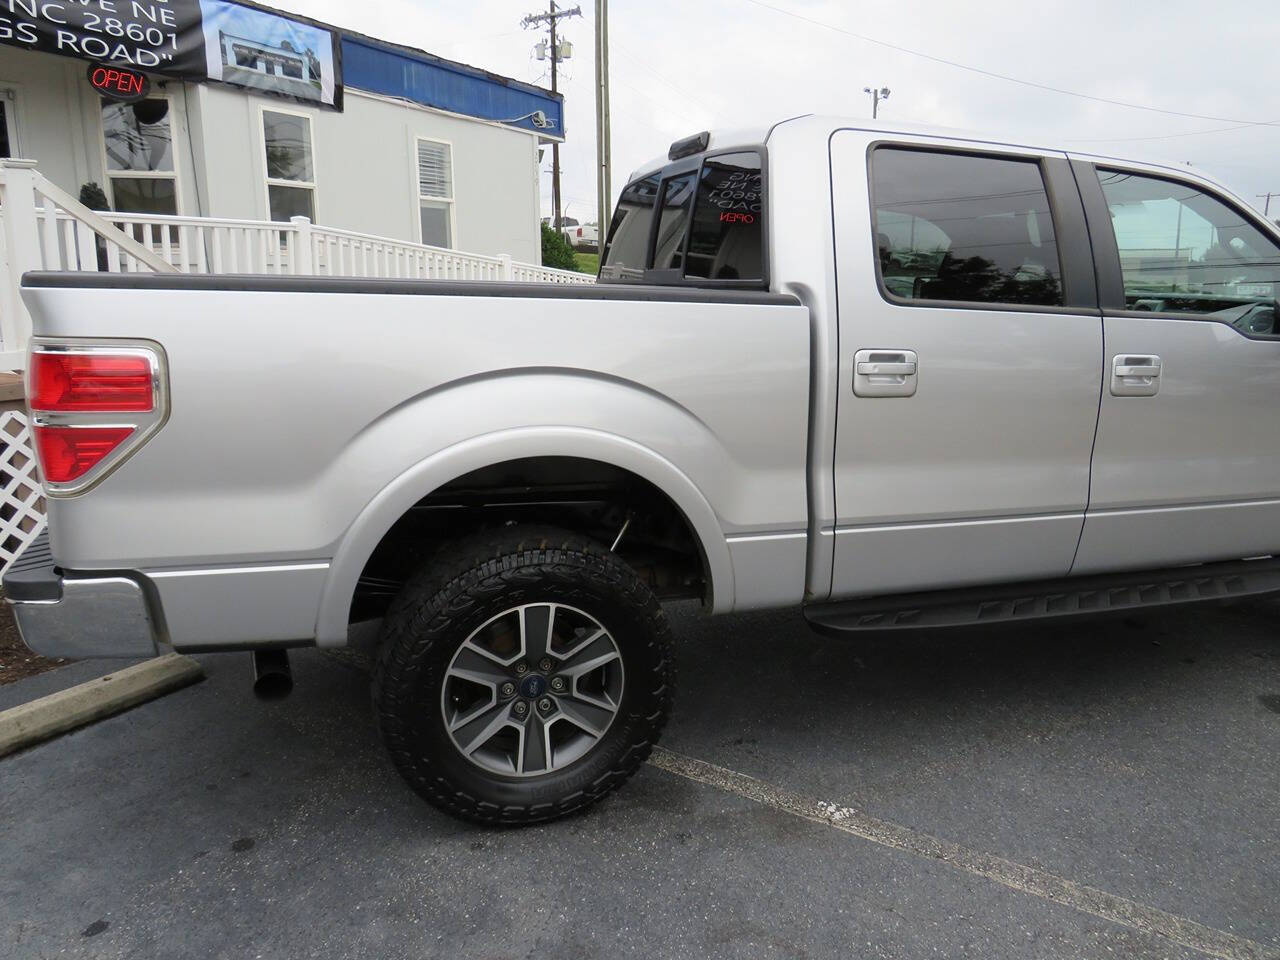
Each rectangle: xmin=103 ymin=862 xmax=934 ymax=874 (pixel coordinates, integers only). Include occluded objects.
xmin=30 ymin=352 xmax=153 ymax=412
xmin=33 ymin=425 xmax=136 ymax=484
xmin=576 ymin=227 xmax=583 ymax=237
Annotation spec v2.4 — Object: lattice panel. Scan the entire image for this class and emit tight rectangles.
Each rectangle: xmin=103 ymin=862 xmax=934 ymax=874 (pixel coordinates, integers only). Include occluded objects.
xmin=0 ymin=409 xmax=47 ymax=574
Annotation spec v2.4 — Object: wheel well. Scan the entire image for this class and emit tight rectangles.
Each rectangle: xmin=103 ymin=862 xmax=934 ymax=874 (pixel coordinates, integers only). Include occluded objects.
xmin=350 ymin=456 xmax=709 ymax=622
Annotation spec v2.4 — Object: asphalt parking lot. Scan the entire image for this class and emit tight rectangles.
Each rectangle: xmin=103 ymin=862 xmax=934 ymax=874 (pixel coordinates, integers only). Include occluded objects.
xmin=2 ymin=600 xmax=1279 ymax=959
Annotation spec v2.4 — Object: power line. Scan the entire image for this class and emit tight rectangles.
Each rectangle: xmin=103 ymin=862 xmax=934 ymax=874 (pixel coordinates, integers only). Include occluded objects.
xmin=1063 ymin=121 xmax=1276 ymax=143
xmin=741 ymin=0 xmax=1280 ymax=128
xmin=612 ymin=42 xmax=718 ymax=118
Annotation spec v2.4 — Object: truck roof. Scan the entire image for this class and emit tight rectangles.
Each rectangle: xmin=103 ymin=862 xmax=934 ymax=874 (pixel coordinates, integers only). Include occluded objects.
xmin=627 ymin=114 xmax=1221 ymax=196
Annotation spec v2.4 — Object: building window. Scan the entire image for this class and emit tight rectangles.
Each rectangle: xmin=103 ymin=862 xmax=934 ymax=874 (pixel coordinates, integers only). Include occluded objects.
xmin=416 ymin=138 xmax=453 ymax=248
xmin=102 ymin=98 xmax=178 ymax=215
xmin=262 ymin=109 xmax=315 ymax=221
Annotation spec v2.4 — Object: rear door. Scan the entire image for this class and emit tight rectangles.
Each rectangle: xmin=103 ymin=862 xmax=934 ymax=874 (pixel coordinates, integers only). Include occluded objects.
xmin=828 ymin=132 xmax=1103 ymax=598
xmin=1071 ymin=159 xmax=1280 ymax=572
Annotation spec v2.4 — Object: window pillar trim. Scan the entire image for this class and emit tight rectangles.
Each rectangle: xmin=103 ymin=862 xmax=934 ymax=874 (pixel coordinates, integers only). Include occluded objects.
xmin=1069 ymin=158 xmax=1126 ymax=312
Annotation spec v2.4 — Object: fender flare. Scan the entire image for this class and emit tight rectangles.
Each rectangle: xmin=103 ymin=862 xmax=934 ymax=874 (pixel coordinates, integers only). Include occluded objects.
xmin=313 ymin=425 xmax=734 ymax=644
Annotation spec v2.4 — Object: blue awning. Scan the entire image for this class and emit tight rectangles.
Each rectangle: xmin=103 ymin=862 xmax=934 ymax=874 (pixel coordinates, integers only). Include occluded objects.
xmin=341 ymin=35 xmax=564 ymax=140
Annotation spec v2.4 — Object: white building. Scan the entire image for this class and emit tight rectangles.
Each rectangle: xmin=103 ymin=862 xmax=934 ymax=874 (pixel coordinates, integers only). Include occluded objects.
xmin=0 ymin=15 xmax=563 ymax=265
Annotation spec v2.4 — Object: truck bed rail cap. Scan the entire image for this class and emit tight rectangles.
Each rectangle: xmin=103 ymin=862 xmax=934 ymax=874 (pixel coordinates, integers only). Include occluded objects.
xmin=21 ymin=272 xmax=802 ymax=307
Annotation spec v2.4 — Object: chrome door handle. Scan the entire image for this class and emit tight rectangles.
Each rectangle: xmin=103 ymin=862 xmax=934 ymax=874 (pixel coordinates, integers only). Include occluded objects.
xmin=854 ymin=349 xmax=918 ymax=397
xmin=1111 ymin=354 xmax=1161 ymax=397
xmin=855 ymin=361 xmax=916 ymax=376
xmin=1114 ymin=361 xmax=1161 ymax=378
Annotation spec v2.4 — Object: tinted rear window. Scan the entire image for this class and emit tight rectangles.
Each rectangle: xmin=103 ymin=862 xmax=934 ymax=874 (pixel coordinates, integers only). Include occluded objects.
xmin=601 ymin=151 xmax=766 ymax=285
xmin=600 ymin=174 xmax=659 ymax=280
xmin=685 ymin=152 xmax=763 ymax=281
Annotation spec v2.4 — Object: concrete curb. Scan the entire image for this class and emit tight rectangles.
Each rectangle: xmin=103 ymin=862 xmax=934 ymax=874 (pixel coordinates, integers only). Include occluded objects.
xmin=0 ymin=653 xmax=204 ymax=758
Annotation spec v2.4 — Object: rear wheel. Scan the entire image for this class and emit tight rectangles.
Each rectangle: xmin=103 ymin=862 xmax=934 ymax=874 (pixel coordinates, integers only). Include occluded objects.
xmin=373 ymin=526 xmax=673 ymax=825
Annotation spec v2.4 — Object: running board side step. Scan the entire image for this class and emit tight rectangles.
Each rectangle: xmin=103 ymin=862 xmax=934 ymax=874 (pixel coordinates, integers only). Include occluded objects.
xmin=803 ymin=556 xmax=1280 ymax=635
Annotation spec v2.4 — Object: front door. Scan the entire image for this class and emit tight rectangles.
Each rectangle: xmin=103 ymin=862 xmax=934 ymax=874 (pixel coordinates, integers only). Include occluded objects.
xmin=1071 ymin=160 xmax=1280 ymax=573
xmin=828 ymin=132 xmax=1103 ymax=599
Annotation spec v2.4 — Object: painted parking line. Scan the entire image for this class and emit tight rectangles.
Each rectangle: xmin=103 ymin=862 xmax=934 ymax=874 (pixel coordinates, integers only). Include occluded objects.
xmin=648 ymin=747 xmax=1279 ymax=960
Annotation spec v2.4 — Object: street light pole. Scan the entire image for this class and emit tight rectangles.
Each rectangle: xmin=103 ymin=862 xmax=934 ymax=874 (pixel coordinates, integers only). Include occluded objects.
xmin=863 ymin=85 xmax=890 ymax=119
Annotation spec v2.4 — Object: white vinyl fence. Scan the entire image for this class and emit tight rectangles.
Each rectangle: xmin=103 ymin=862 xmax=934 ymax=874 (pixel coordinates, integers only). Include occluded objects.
xmin=57 ymin=212 xmax=590 ymax=285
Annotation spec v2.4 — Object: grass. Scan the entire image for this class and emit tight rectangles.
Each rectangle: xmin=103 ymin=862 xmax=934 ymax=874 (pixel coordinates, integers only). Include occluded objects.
xmin=573 ymin=251 xmax=599 ymax=275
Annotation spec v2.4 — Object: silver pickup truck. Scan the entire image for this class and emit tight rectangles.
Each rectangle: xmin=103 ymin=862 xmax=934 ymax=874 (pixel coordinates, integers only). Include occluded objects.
xmin=8 ymin=116 xmax=1280 ymax=825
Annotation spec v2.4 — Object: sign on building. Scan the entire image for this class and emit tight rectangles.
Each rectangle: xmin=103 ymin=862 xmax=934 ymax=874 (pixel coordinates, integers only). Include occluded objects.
xmin=0 ymin=0 xmax=342 ymax=108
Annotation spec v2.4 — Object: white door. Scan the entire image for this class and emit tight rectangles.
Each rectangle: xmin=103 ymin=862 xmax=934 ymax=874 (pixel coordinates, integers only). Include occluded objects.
xmin=828 ymin=132 xmax=1104 ymax=599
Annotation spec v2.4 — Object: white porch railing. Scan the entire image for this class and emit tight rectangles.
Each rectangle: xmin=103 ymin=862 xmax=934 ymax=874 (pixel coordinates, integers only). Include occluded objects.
xmin=77 ymin=213 xmax=591 ymax=284
xmin=0 ymin=157 xmax=591 ymax=368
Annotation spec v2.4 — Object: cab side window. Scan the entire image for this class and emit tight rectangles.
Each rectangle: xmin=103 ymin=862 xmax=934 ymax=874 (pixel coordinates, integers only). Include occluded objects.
xmin=871 ymin=148 xmax=1064 ymax=307
xmin=1097 ymin=169 xmax=1280 ymax=335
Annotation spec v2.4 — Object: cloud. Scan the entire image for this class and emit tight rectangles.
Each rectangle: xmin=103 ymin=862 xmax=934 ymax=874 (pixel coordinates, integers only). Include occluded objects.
xmin=271 ymin=0 xmax=1280 ymax=221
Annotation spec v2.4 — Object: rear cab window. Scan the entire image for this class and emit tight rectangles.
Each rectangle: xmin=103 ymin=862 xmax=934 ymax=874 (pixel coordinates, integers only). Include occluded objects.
xmin=870 ymin=147 xmax=1064 ymax=308
xmin=600 ymin=149 xmax=766 ymax=287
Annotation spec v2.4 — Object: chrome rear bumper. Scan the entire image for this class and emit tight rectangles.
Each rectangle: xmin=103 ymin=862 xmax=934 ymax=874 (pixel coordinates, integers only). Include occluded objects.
xmin=3 ymin=532 xmax=158 ymax=659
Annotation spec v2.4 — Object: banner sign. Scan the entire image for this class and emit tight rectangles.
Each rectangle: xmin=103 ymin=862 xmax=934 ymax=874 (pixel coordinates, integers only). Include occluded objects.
xmin=0 ymin=0 xmax=342 ymax=109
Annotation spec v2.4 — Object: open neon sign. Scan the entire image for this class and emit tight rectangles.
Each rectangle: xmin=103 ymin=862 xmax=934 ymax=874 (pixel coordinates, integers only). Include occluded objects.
xmin=86 ymin=63 xmax=151 ymax=103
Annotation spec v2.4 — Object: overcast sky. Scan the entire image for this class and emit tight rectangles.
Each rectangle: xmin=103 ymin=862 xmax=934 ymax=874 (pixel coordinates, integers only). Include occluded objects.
xmin=270 ymin=0 xmax=1280 ymax=224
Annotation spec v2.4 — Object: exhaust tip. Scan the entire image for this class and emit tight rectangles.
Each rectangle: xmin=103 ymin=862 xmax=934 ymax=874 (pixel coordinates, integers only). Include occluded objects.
xmin=251 ymin=649 xmax=293 ymax=700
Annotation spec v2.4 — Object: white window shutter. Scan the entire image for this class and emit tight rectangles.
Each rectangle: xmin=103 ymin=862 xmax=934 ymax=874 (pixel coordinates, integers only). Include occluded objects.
xmin=417 ymin=141 xmax=453 ymax=200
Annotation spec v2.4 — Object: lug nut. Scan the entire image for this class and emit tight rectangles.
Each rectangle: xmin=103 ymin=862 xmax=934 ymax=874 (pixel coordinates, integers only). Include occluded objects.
xmin=513 ymin=700 xmax=529 ymax=717
xmin=550 ymin=676 xmax=566 ymax=692
xmin=537 ymin=697 xmax=554 ymax=714
xmin=499 ymin=682 xmax=515 ymax=697
xmin=538 ymin=657 xmax=553 ymax=672
xmin=515 ymin=662 xmax=529 ymax=675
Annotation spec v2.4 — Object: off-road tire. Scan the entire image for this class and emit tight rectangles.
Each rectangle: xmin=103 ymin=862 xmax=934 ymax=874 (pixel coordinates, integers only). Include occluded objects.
xmin=373 ymin=526 xmax=674 ymax=825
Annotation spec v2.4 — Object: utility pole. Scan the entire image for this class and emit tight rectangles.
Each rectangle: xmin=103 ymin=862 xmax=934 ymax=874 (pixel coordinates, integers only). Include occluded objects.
xmin=863 ymin=85 xmax=890 ymax=119
xmin=1258 ymin=192 xmax=1277 ymax=217
xmin=523 ymin=3 xmax=581 ymax=230
xmin=594 ymin=0 xmax=611 ymax=238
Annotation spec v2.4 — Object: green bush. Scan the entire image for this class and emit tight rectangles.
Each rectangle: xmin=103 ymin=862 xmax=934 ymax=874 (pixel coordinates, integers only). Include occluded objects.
xmin=79 ymin=182 xmax=109 ymax=211
xmin=541 ymin=222 xmax=578 ymax=271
